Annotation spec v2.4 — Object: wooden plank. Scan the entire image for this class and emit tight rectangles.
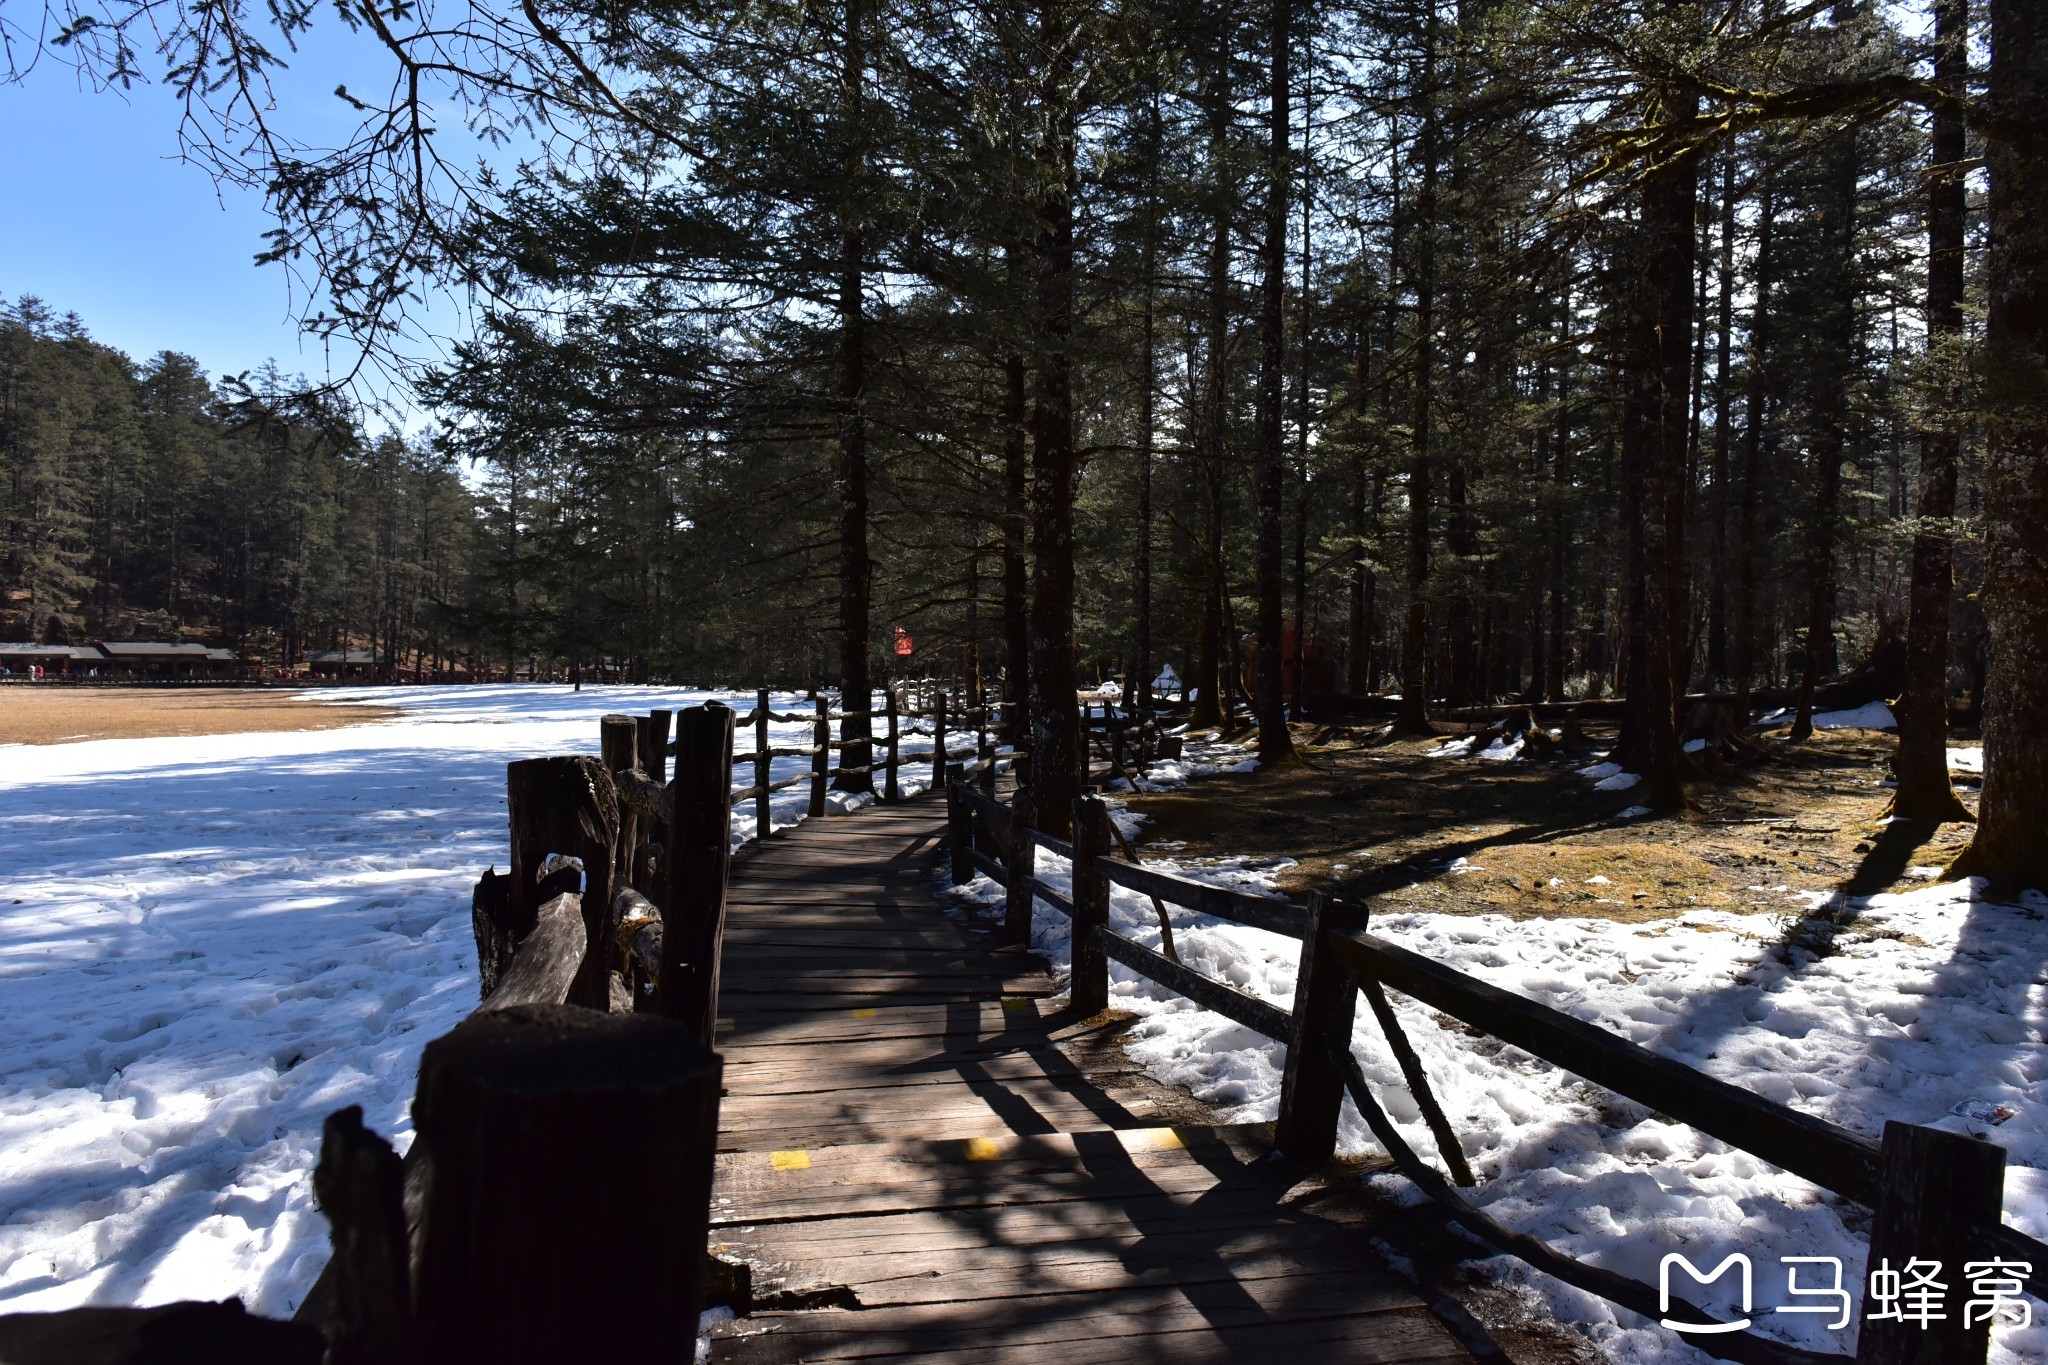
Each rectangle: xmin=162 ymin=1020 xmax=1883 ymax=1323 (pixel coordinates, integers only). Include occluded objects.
xmin=712 ymin=1196 xmax=1372 ymax=1266
xmin=721 ymin=1051 xmax=1086 ymax=1095
xmin=710 ymin=1279 xmax=1462 ymax=1362
xmin=713 ymin=944 xmax=1035 ymax=971
xmin=715 ymin=1312 xmax=1469 ymax=1365
xmin=717 ymin=977 xmax=1053 ymax=999
xmin=710 ymin=1127 xmax=1282 ymax=1224
xmin=729 ymin=1238 xmax=1417 ymax=1310
xmin=716 ymin=999 xmax=1055 ymax=1045
xmin=720 ymin=1076 xmax=1143 ymax=1125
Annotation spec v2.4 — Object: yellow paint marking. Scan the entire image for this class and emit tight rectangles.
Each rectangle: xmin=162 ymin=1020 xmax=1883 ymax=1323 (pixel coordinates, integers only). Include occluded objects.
xmin=715 ymin=1017 xmax=736 ymax=1033
xmin=850 ymin=1007 xmax=879 ymax=1019
xmin=963 ymin=1137 xmax=1004 ymax=1162
xmin=1148 ymin=1127 xmax=1186 ymax=1151
xmin=770 ymin=1150 xmax=811 ymax=1171
xmin=1000 ymin=998 xmax=1031 ymax=1014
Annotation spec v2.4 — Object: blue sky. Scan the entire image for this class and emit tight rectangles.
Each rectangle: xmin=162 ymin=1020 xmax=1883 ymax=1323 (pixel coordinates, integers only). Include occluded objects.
xmin=0 ymin=31 xmax=476 ymax=420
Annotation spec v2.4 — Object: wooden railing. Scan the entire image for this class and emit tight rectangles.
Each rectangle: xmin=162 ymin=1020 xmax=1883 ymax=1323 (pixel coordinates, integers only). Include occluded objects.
xmin=947 ymin=784 xmax=2046 ymax=1365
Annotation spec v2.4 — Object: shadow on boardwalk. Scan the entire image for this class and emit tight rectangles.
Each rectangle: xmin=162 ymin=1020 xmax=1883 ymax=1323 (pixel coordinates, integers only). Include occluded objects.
xmin=704 ymin=796 xmax=1483 ymax=1363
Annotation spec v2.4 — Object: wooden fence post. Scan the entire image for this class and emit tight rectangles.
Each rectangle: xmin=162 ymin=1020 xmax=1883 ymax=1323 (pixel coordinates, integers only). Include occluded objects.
xmin=600 ymin=714 xmax=639 ymax=890
xmin=1854 ymin=1122 xmax=2007 ymax=1365
xmin=978 ymin=703 xmax=995 ymax=795
xmin=931 ymin=690 xmax=948 ymax=794
xmin=948 ymin=775 xmax=974 ymax=884
xmin=1275 ymin=892 xmax=1359 ymax=1164
xmin=641 ymin=709 xmax=672 ymax=890
xmin=661 ymin=703 xmax=735 ymax=1046
xmin=642 ymin=710 xmax=671 ymax=785
xmin=808 ymin=694 xmax=830 ymax=817
xmin=884 ymin=688 xmax=902 ymax=802
xmin=506 ymin=755 xmax=619 ymax=1010
xmin=754 ymin=687 xmax=772 ymax=840
xmin=311 ymin=1106 xmax=409 ymax=1365
xmin=470 ymin=867 xmax=515 ymax=1001
xmin=411 ymin=1003 xmax=722 ymax=1365
xmin=1004 ymin=793 xmax=1038 ymax=943
xmin=1069 ymin=794 xmax=1112 ymax=1015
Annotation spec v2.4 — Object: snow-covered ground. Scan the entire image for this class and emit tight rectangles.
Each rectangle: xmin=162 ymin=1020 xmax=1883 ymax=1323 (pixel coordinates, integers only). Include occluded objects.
xmin=6 ymin=686 xmax=2030 ymax=1361
xmin=0 ymin=684 xmax=955 ymax=1318
xmin=949 ymin=776 xmax=2048 ymax=1364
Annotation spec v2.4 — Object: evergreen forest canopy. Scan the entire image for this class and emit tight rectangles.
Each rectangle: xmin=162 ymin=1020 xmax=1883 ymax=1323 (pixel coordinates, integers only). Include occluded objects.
xmin=0 ymin=298 xmax=477 ymax=671
xmin=5 ymin=0 xmax=2046 ymax=887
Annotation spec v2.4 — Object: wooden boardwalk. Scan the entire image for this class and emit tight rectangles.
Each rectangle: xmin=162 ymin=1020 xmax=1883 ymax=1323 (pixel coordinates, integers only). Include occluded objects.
xmin=705 ymin=796 xmax=1481 ymax=1363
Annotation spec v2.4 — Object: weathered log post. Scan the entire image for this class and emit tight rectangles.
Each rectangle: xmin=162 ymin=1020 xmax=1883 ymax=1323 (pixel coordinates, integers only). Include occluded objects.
xmin=931 ymin=690 xmax=948 ymax=794
xmin=753 ymin=687 xmax=773 ymax=840
xmin=310 ymin=1106 xmax=409 ymax=1365
xmin=506 ymin=756 xmax=619 ymax=1010
xmin=611 ymin=887 xmax=664 ymax=1013
xmin=642 ymin=710 xmax=671 ymax=786
xmin=1275 ymin=893 xmax=1360 ymax=1165
xmin=470 ymin=868 xmax=515 ymax=1001
xmin=808 ymin=694 xmax=830 ymax=818
xmin=977 ymin=702 xmax=996 ymax=795
xmin=1003 ymin=792 xmax=1038 ymax=944
xmin=410 ymin=1004 xmax=722 ymax=1365
xmin=1855 ymin=1122 xmax=2007 ymax=1365
xmin=1069 ymin=794 xmax=1113 ymax=1015
xmin=884 ymin=688 xmax=902 ymax=802
xmin=947 ymin=777 xmax=974 ymax=884
xmin=600 ymin=714 xmax=639 ymax=890
xmin=662 ymin=703 xmax=736 ymax=1046
xmin=639 ymin=710 xmax=672 ymax=891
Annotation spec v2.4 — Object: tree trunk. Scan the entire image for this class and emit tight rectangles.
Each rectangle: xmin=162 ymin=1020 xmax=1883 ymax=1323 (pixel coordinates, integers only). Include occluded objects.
xmin=1546 ymin=302 xmax=1572 ymax=701
xmin=833 ymin=0 xmax=874 ymax=792
xmin=1734 ymin=168 xmax=1777 ymax=719
xmin=1190 ymin=89 xmax=1233 ymax=731
xmin=1134 ymin=92 xmax=1161 ymax=714
xmin=1707 ymin=144 xmax=1736 ymax=682
xmin=1025 ymin=3 xmax=1083 ymax=838
xmin=1790 ymin=83 xmax=1860 ymax=743
xmin=1954 ymin=0 xmax=2048 ymax=890
xmin=1253 ymin=0 xmax=1297 ymax=765
xmin=1002 ymin=343 xmax=1030 ymax=746
xmin=1396 ymin=35 xmax=1438 ymax=735
xmin=1291 ymin=61 xmax=1314 ymax=721
xmin=1619 ymin=76 xmax=1701 ymax=810
xmin=1892 ymin=0 xmax=1974 ymax=822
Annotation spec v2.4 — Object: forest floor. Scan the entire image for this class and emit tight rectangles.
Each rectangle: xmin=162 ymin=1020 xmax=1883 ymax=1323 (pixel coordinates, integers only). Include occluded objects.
xmin=1124 ymin=721 xmax=1980 ymax=929
xmin=0 ymin=687 xmax=396 ymax=746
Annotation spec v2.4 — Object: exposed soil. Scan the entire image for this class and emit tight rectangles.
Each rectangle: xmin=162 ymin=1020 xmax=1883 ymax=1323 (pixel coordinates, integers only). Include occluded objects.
xmin=1126 ymin=723 xmax=1979 ymax=926
xmin=0 ymin=687 xmax=395 ymax=745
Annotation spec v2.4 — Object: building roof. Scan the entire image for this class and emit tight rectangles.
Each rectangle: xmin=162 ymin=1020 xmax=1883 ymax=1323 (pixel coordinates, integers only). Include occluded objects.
xmin=97 ymin=642 xmax=236 ymax=661
xmin=0 ymin=643 xmax=100 ymax=660
xmin=307 ymin=650 xmax=380 ymax=665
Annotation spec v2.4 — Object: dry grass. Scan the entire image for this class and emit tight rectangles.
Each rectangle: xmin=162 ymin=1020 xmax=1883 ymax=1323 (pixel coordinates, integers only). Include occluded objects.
xmin=0 ymin=687 xmax=395 ymax=745
xmin=1126 ymin=724 xmax=1979 ymax=923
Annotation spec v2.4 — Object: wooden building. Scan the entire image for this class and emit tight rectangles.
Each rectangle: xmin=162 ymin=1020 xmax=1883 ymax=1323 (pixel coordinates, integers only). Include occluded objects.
xmin=92 ymin=642 xmax=241 ymax=678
